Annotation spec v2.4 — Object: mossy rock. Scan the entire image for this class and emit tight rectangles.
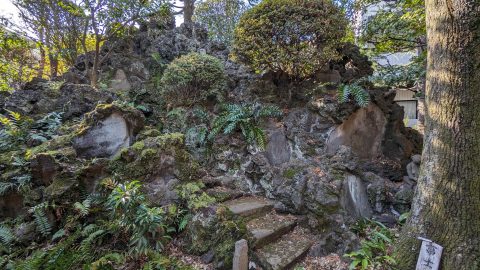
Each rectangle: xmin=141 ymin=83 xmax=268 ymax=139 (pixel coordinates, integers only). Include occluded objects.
xmin=76 ymin=103 xmax=145 ymax=137
xmin=71 ymin=103 xmax=146 ymax=159
xmin=185 ymin=206 xmax=247 ymax=269
xmin=108 ymin=133 xmax=200 ymax=182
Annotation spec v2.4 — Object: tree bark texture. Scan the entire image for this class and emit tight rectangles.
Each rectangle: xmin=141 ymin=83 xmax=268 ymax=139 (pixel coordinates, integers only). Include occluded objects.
xmin=395 ymin=1 xmax=480 ymax=269
xmin=183 ymin=0 xmax=195 ymax=24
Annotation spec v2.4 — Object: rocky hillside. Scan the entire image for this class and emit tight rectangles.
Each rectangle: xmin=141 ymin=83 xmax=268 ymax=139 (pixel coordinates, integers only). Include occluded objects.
xmin=0 ymin=19 xmax=422 ymax=270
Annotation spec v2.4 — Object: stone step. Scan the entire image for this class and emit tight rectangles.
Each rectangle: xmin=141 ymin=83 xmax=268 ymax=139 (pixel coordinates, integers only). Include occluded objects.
xmin=206 ymin=186 xmax=243 ymax=203
xmin=247 ymin=212 xmax=297 ymax=249
xmin=223 ymin=196 xmax=274 ymax=219
xmin=255 ymin=227 xmax=313 ymax=270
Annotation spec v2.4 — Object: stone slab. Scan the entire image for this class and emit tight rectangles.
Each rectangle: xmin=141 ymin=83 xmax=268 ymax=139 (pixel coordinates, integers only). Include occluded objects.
xmin=255 ymin=228 xmax=312 ymax=270
xmin=224 ymin=196 xmax=274 ymax=218
xmin=247 ymin=213 xmax=297 ymax=249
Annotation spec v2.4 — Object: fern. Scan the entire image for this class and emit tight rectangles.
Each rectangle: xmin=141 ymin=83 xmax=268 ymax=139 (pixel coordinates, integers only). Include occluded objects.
xmin=186 ymin=125 xmax=208 ymax=147
xmin=209 ymin=103 xmax=282 ymax=149
xmin=90 ymin=252 xmax=125 ymax=270
xmin=0 ymin=110 xmax=32 ymax=151
xmin=0 ymin=111 xmax=62 ymax=152
xmin=30 ymin=202 xmax=52 ymax=237
xmin=74 ymin=196 xmax=93 ymax=217
xmin=337 ymin=83 xmax=371 ymax=107
xmin=0 ymin=182 xmax=16 ymax=195
xmin=0 ymin=226 xmax=15 ymax=247
xmin=79 ymin=226 xmax=105 ymax=254
xmin=14 ymin=175 xmax=32 ymax=191
xmin=51 ymin=229 xmax=66 ymax=242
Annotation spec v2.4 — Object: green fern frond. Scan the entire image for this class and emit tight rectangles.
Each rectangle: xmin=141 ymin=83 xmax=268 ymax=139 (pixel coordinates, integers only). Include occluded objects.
xmin=14 ymin=175 xmax=32 ymax=190
xmin=0 ymin=226 xmax=15 ymax=247
xmin=79 ymin=228 xmax=105 ymax=254
xmin=51 ymin=229 xmax=66 ymax=242
xmin=0 ymin=182 xmax=16 ymax=196
xmin=337 ymin=83 xmax=370 ymax=107
xmin=209 ymin=103 xmax=281 ymax=149
xmin=90 ymin=252 xmax=125 ymax=269
xmin=30 ymin=202 xmax=51 ymax=237
xmin=74 ymin=196 xmax=94 ymax=217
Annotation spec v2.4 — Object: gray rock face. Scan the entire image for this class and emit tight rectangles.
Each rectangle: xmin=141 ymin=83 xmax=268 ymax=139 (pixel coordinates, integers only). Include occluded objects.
xmin=4 ymin=80 xmax=114 ymax=120
xmin=4 ymin=78 xmax=58 ymax=116
xmin=14 ymin=222 xmax=36 ymax=244
xmin=30 ymin=154 xmax=59 ymax=186
xmin=54 ymin=83 xmax=114 ymax=120
xmin=144 ymin=176 xmax=180 ymax=205
xmin=109 ymin=69 xmax=132 ymax=94
xmin=74 ymin=113 xmax=133 ymax=158
xmin=265 ymin=127 xmax=291 ymax=166
xmin=73 ymin=105 xmax=145 ymax=159
xmin=393 ymin=185 xmax=414 ymax=214
xmin=341 ymin=174 xmax=373 ymax=219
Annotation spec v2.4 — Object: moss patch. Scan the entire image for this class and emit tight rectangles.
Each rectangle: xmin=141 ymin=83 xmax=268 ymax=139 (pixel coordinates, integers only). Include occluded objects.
xmin=282 ymin=167 xmax=303 ymax=179
xmin=108 ymin=133 xmax=199 ymax=182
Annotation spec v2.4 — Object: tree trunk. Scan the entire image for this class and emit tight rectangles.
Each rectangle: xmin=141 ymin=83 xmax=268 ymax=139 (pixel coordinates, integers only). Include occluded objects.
xmin=37 ymin=46 xmax=46 ymax=78
xmin=37 ymin=30 xmax=46 ymax=78
xmin=48 ymin=53 xmax=58 ymax=79
xmin=395 ymin=1 xmax=480 ymax=269
xmin=91 ymin=38 xmax=100 ymax=88
xmin=183 ymin=0 xmax=195 ymax=24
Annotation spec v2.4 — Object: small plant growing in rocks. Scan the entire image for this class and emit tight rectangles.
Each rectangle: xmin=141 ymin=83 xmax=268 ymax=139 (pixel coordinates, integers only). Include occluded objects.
xmin=209 ymin=103 xmax=282 ymax=149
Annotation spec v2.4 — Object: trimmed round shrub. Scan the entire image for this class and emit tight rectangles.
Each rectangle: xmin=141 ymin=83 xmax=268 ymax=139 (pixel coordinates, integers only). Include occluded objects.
xmin=161 ymin=52 xmax=227 ymax=106
xmin=232 ymin=0 xmax=347 ymax=80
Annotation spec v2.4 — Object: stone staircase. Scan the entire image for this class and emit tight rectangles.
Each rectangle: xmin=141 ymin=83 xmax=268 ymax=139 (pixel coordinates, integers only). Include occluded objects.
xmin=223 ymin=196 xmax=313 ymax=270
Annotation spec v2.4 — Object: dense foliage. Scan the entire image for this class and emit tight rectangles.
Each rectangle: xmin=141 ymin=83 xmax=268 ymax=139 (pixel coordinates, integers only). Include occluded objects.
xmin=161 ymin=52 xmax=227 ymax=107
xmin=0 ymin=26 xmax=38 ymax=91
xmin=345 ymin=219 xmax=397 ymax=270
xmin=232 ymin=0 xmax=347 ymax=80
xmin=356 ymin=0 xmax=426 ymax=89
xmin=0 ymin=179 xmax=196 ymax=269
xmin=209 ymin=103 xmax=282 ymax=149
xmin=194 ymin=0 xmax=247 ymax=45
xmin=0 ymin=111 xmax=62 ymax=152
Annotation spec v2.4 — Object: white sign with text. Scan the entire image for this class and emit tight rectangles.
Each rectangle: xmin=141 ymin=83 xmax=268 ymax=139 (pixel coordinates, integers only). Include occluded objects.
xmin=415 ymin=238 xmax=443 ymax=270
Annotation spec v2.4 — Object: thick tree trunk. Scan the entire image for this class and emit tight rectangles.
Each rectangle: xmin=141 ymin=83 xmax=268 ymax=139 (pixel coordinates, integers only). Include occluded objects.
xmin=183 ymin=0 xmax=195 ymax=24
xmin=395 ymin=1 xmax=480 ymax=269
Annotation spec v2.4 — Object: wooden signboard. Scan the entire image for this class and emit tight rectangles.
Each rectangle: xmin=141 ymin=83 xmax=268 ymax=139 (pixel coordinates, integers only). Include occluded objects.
xmin=415 ymin=238 xmax=443 ymax=270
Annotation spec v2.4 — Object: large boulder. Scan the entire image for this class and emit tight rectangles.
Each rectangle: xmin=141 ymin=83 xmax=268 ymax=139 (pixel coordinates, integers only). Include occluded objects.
xmin=4 ymin=78 xmax=58 ymax=116
xmin=108 ymin=133 xmax=201 ymax=205
xmin=326 ymin=103 xmax=387 ymax=159
xmin=73 ymin=104 xmax=145 ymax=159
xmin=4 ymin=79 xmax=114 ymax=120
xmin=30 ymin=153 xmax=59 ymax=187
xmin=54 ymin=83 xmax=114 ymax=120
xmin=265 ymin=125 xmax=291 ymax=166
